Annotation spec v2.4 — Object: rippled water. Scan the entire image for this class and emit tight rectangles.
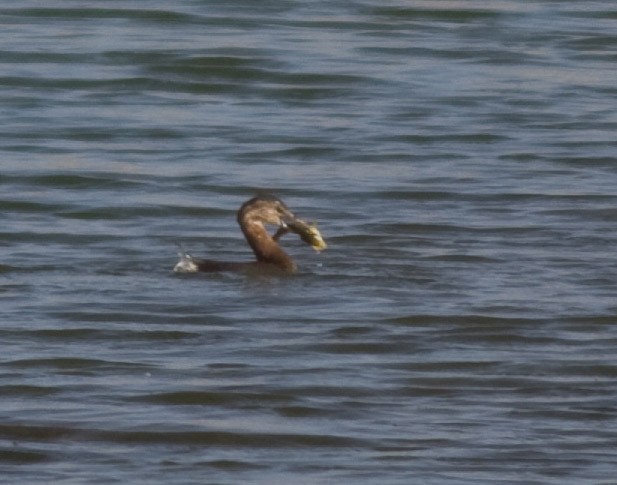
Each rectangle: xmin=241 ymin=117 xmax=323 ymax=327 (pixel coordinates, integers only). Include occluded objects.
xmin=2 ymin=2 xmax=617 ymax=483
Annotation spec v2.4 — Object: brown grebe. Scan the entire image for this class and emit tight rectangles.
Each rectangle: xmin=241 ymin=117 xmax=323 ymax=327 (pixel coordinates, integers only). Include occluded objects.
xmin=174 ymin=195 xmax=326 ymax=273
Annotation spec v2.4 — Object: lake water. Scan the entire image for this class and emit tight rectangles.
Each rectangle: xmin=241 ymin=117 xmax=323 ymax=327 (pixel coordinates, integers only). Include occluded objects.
xmin=2 ymin=2 xmax=617 ymax=483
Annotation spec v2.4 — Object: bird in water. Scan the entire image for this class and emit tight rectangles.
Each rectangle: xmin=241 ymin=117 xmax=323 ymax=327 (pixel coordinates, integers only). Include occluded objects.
xmin=174 ymin=194 xmax=327 ymax=274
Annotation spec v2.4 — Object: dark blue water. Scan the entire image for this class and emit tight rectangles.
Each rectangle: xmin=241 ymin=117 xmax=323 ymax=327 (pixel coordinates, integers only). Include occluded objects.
xmin=2 ymin=2 xmax=617 ymax=483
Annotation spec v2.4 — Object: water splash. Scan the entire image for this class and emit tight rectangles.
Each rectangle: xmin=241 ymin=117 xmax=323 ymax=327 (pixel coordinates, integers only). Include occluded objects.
xmin=173 ymin=246 xmax=199 ymax=273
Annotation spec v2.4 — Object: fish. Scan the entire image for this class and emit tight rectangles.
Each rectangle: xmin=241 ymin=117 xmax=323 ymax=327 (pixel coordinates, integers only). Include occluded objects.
xmin=287 ymin=218 xmax=327 ymax=252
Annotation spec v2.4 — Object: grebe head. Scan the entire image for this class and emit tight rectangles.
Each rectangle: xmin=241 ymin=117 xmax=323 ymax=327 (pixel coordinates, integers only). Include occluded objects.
xmin=237 ymin=195 xmax=327 ymax=252
xmin=237 ymin=195 xmax=296 ymax=228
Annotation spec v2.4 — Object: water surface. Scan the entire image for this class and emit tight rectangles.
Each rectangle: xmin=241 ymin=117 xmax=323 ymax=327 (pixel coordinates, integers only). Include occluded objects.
xmin=2 ymin=2 xmax=617 ymax=483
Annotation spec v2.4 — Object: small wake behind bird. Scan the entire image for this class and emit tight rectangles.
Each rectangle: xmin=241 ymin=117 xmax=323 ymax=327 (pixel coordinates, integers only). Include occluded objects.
xmin=173 ymin=195 xmax=326 ymax=274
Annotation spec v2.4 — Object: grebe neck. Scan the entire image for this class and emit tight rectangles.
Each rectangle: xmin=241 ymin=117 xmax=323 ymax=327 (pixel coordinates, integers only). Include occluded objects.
xmin=238 ymin=217 xmax=296 ymax=272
